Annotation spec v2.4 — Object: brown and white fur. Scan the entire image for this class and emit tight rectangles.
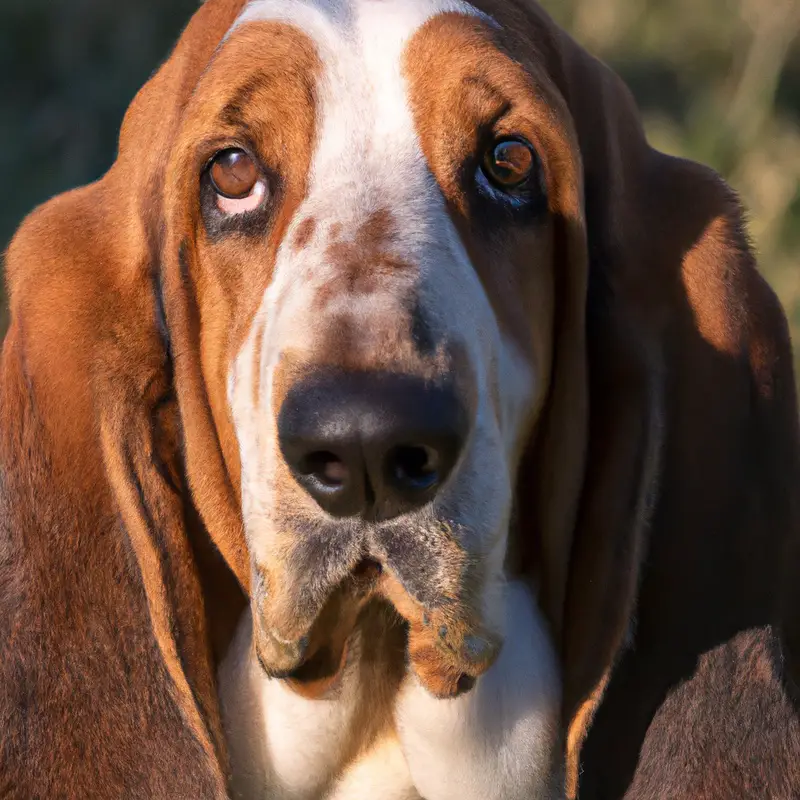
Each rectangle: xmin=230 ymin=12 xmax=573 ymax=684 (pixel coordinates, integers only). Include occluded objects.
xmin=1 ymin=0 xmax=799 ymax=798
xmin=217 ymin=1 xmax=561 ymax=795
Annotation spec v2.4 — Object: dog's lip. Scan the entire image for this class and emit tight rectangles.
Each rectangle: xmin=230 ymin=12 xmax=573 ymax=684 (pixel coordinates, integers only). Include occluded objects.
xmin=254 ymin=625 xmax=352 ymax=688
xmin=254 ymin=632 xmax=345 ymax=681
xmin=252 ymin=627 xmax=311 ymax=677
xmin=268 ymin=633 xmax=354 ymax=699
xmin=251 ymin=556 xmax=382 ymax=684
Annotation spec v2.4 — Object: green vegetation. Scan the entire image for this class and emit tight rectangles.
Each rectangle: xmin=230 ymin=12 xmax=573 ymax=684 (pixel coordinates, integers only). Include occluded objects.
xmin=543 ymin=0 xmax=800 ymax=376
xmin=1 ymin=0 xmax=798 ymax=372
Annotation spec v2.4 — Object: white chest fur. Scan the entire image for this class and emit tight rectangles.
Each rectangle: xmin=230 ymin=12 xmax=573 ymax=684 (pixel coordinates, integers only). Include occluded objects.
xmin=218 ymin=581 xmax=563 ymax=800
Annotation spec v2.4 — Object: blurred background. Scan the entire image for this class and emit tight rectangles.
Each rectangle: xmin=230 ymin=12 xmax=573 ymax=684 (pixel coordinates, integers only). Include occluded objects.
xmin=1 ymin=0 xmax=799 ymax=372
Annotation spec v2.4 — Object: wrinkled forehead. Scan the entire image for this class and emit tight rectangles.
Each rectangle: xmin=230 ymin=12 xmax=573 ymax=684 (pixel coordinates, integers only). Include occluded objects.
xmin=229 ymin=0 xmax=493 ymax=83
xmin=219 ymin=0 xmax=497 ymax=173
xmin=231 ymin=0 xmax=492 ymax=44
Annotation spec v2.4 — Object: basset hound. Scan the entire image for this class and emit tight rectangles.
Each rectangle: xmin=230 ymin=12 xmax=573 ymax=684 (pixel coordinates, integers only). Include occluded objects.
xmin=1 ymin=0 xmax=799 ymax=797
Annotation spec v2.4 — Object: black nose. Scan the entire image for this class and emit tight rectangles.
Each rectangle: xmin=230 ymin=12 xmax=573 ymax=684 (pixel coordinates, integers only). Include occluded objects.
xmin=277 ymin=371 xmax=468 ymax=520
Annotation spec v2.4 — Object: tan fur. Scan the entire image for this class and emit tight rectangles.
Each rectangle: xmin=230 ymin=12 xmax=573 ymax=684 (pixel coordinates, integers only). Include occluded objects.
xmin=1 ymin=0 xmax=798 ymax=797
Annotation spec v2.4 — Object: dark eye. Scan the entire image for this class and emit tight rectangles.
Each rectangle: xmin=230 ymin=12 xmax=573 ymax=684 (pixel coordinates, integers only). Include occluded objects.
xmin=481 ymin=138 xmax=536 ymax=191
xmin=210 ymin=148 xmax=258 ymax=197
xmin=208 ymin=148 xmax=267 ymax=214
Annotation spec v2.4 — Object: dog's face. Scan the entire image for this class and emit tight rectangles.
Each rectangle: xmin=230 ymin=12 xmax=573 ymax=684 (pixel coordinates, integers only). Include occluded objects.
xmin=166 ymin=0 xmax=581 ymax=697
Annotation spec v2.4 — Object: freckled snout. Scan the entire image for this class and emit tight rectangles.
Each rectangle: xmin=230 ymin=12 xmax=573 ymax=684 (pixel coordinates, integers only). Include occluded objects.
xmin=277 ymin=370 xmax=468 ymax=520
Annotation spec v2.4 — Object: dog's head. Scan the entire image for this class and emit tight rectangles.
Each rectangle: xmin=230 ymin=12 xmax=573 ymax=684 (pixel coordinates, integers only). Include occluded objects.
xmin=8 ymin=0 xmax=708 ymax=789
xmin=153 ymin=0 xmax=595 ymax=700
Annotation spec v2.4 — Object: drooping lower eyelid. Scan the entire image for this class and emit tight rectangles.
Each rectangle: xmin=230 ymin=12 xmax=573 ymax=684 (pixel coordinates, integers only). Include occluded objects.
xmin=216 ymin=179 xmax=268 ymax=215
xmin=475 ymin=165 xmax=533 ymax=203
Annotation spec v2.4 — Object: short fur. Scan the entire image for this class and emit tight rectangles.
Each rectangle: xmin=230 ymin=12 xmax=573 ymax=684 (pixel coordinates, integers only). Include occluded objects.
xmin=1 ymin=0 xmax=798 ymax=797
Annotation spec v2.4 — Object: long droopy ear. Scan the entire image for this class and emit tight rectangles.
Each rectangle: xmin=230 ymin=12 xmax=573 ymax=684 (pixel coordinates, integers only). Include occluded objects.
xmin=2 ymin=1 xmax=248 ymax=793
xmin=515 ymin=5 xmax=800 ymax=798
xmin=514 ymin=3 xmax=662 ymax=768
xmin=119 ymin=1 xmax=254 ymax=591
xmin=545 ymin=36 xmax=666 ymax=791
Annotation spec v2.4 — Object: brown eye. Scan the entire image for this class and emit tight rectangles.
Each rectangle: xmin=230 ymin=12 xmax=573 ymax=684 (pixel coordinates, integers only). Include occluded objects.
xmin=482 ymin=138 xmax=535 ymax=190
xmin=207 ymin=148 xmax=268 ymax=215
xmin=209 ymin=148 xmax=259 ymax=199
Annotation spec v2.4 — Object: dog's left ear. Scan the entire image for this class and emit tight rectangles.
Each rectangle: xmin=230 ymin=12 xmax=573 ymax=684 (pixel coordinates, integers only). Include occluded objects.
xmin=536 ymin=20 xmax=666 ymax=756
xmin=515 ymin=7 xmax=800 ymax=796
xmin=514 ymin=7 xmax=662 ymax=755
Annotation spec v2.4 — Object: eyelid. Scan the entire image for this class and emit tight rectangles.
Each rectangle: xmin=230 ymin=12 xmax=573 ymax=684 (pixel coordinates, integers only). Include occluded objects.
xmin=216 ymin=180 xmax=267 ymax=215
xmin=475 ymin=167 xmax=531 ymax=207
xmin=200 ymin=135 xmax=257 ymax=165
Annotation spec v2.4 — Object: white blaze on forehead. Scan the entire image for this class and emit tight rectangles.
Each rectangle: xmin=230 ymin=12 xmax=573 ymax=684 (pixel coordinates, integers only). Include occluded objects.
xmin=232 ymin=0 xmax=492 ymax=223
xmin=233 ymin=0 xmax=490 ymax=125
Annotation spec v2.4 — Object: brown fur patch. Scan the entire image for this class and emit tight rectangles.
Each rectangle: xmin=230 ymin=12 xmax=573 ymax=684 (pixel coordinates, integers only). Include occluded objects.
xmin=158 ymin=19 xmax=322 ymax=589
xmin=320 ymin=207 xmax=410 ymax=298
xmin=292 ymin=215 xmax=317 ymax=252
xmin=403 ymin=14 xmax=562 ymax=465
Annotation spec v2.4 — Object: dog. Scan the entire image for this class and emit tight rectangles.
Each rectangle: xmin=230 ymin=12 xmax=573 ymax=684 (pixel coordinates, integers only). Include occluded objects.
xmin=1 ymin=0 xmax=798 ymax=797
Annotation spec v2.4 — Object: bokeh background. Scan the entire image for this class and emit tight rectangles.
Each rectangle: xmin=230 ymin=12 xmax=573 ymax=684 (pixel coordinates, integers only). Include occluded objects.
xmin=1 ymin=0 xmax=799 ymax=372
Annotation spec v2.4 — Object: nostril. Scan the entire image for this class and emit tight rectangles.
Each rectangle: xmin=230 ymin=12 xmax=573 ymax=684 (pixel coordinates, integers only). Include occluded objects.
xmin=299 ymin=451 xmax=349 ymax=489
xmin=388 ymin=445 xmax=441 ymax=492
xmin=278 ymin=371 xmax=467 ymax=518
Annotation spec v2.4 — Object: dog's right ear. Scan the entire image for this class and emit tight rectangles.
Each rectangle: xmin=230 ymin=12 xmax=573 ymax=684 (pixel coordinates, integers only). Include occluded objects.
xmin=1 ymin=2 xmax=250 ymax=795
xmin=114 ymin=0 xmax=249 ymax=220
